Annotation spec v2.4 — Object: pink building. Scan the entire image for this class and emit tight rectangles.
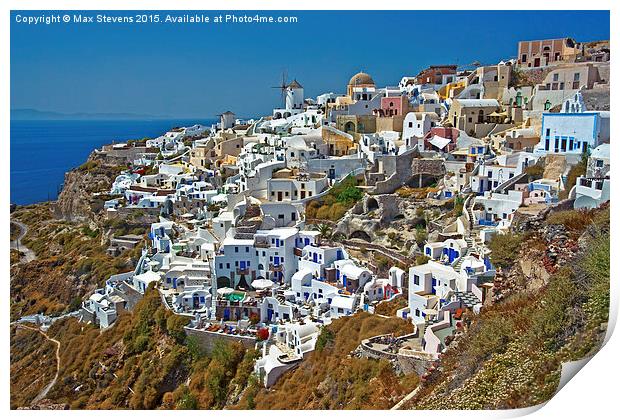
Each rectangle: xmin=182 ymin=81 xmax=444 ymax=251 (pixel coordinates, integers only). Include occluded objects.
xmin=376 ymin=96 xmax=409 ymax=117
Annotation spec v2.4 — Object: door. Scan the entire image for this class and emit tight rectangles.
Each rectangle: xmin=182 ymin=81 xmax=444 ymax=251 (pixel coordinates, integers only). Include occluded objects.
xmin=274 ymin=256 xmax=280 ymax=266
xmin=277 ymin=191 xmax=283 ymax=201
xmin=301 ymin=190 xmax=306 ymax=199
xmin=267 ymin=308 xmax=274 ymax=321
xmin=192 ymin=295 xmax=200 ymax=309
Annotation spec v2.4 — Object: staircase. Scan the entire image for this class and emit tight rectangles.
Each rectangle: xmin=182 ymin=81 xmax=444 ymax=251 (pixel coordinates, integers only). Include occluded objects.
xmin=234 ymin=204 xmax=262 ymax=240
xmin=163 ymin=294 xmax=174 ymax=310
xmin=453 ymin=237 xmax=474 ymax=272
xmin=493 ymin=172 xmax=528 ymax=194
xmin=454 ymin=291 xmax=481 ymax=308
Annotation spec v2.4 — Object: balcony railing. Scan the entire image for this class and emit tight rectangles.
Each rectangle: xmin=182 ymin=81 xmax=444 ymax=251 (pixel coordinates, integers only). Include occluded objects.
xmin=269 ymin=264 xmax=284 ymax=272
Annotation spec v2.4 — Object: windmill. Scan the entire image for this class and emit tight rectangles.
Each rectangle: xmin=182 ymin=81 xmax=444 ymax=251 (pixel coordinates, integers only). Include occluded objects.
xmin=271 ymin=70 xmax=288 ymax=108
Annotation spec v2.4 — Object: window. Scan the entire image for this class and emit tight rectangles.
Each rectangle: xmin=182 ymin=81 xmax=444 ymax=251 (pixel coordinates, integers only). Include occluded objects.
xmin=573 ymin=73 xmax=580 ymax=81
xmin=553 ymin=73 xmax=559 ymax=82
xmin=235 ymin=247 xmax=238 ymax=253
xmin=596 ymin=159 xmax=604 ymax=168
xmin=414 ymin=275 xmax=420 ymax=285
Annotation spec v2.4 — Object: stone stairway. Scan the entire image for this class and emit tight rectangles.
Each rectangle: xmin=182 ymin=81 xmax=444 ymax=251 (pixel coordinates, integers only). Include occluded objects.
xmin=163 ymin=294 xmax=174 ymax=309
xmin=454 ymin=291 xmax=481 ymax=308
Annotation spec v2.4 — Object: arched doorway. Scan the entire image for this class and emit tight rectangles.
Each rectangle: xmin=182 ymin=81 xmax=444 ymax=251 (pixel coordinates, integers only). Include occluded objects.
xmin=217 ymin=276 xmax=231 ymax=288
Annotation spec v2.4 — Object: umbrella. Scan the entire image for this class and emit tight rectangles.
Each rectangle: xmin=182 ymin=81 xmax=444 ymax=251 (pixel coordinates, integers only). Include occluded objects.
xmin=251 ymin=278 xmax=275 ymax=289
xmin=217 ymin=287 xmax=234 ymax=295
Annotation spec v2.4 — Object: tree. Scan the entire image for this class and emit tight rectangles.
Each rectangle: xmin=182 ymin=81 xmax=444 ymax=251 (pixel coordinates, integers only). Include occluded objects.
xmin=316 ymin=223 xmax=333 ymax=241
xmin=415 ymin=225 xmax=428 ymax=248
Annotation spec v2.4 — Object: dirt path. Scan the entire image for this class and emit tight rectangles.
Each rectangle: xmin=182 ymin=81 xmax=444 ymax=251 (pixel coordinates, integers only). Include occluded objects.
xmin=16 ymin=324 xmax=61 ymax=404
xmin=391 ymin=384 xmax=422 ymax=410
xmin=10 ymin=220 xmax=36 ymax=263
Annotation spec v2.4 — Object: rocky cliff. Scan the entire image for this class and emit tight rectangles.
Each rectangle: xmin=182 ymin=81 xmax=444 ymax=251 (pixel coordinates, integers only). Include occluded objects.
xmin=54 ymin=152 xmax=124 ymax=222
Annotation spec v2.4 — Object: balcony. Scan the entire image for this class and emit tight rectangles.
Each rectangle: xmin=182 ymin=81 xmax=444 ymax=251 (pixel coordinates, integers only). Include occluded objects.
xmin=236 ymin=268 xmax=249 ymax=275
xmin=293 ymin=247 xmax=303 ymax=257
xmin=269 ymin=264 xmax=284 ymax=272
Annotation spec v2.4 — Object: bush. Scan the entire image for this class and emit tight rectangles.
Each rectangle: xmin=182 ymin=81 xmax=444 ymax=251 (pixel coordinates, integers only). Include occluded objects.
xmin=416 ymin=254 xmax=431 ymax=265
xmin=524 ymin=160 xmax=545 ymax=181
xmin=133 ymin=335 xmax=150 ymax=353
xmin=415 ymin=225 xmax=428 ymax=247
xmin=546 ymin=209 xmax=594 ymax=234
xmin=166 ymin=315 xmax=189 ymax=343
xmin=315 ymin=327 xmax=335 ymax=352
xmin=488 ymin=232 xmax=522 ymax=269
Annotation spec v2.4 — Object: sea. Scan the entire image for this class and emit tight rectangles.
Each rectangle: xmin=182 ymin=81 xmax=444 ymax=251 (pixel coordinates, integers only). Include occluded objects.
xmin=10 ymin=119 xmax=217 ymax=205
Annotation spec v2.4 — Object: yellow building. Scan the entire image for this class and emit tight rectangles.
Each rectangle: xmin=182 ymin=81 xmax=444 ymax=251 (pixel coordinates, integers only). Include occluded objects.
xmin=438 ymin=80 xmax=467 ymax=101
xmin=322 ymin=125 xmax=358 ymax=156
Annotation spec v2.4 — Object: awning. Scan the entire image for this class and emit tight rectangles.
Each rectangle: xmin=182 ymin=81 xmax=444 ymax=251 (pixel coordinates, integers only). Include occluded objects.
xmin=428 ymin=135 xmax=452 ymax=150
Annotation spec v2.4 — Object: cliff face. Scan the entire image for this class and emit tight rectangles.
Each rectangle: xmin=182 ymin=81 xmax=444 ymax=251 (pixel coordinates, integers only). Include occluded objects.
xmin=54 ymin=153 xmax=123 ymax=222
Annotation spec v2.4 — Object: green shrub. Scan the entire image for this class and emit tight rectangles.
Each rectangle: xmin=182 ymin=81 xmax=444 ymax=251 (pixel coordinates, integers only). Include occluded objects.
xmin=166 ymin=315 xmax=189 ymax=343
xmin=315 ymin=327 xmax=335 ymax=352
xmin=488 ymin=232 xmax=522 ymax=269
xmin=133 ymin=335 xmax=150 ymax=353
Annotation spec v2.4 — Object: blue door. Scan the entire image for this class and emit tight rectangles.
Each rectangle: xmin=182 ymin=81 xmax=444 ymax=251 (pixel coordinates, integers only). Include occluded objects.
xmin=267 ymin=308 xmax=273 ymax=321
xmin=274 ymin=256 xmax=280 ymax=265
xmin=240 ymin=261 xmax=246 ymax=269
xmin=224 ymin=308 xmax=230 ymax=321
xmin=172 ymin=278 xmax=177 ymax=288
xmin=313 ymin=253 xmax=318 ymax=263
xmin=432 ymin=279 xmax=437 ymax=294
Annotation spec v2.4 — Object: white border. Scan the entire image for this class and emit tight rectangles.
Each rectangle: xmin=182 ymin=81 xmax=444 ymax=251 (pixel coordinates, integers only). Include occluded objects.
xmin=2 ymin=2 xmax=617 ymax=419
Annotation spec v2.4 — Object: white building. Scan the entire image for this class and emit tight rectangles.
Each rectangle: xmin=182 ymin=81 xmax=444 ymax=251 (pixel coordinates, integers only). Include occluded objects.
xmin=534 ymin=111 xmax=610 ymax=156
xmin=574 ymin=143 xmax=610 ymax=209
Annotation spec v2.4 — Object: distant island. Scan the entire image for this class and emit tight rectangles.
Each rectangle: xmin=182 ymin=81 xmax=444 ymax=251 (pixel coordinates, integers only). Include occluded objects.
xmin=11 ymin=108 xmax=174 ymax=121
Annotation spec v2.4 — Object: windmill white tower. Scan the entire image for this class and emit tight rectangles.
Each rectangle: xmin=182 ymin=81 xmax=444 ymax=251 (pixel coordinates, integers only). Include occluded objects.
xmin=285 ymin=79 xmax=304 ymax=110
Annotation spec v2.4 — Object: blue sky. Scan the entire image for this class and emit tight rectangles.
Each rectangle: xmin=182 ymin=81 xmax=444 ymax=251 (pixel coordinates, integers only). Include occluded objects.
xmin=10 ymin=10 xmax=610 ymax=119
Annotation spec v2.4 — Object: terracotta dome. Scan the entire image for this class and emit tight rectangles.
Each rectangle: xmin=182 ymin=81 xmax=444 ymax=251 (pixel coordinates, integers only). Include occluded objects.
xmin=348 ymin=72 xmax=375 ymax=86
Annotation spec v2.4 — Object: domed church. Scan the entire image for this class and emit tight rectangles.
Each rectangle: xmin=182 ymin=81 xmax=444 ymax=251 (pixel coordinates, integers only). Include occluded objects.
xmin=347 ymin=71 xmax=376 ymax=99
